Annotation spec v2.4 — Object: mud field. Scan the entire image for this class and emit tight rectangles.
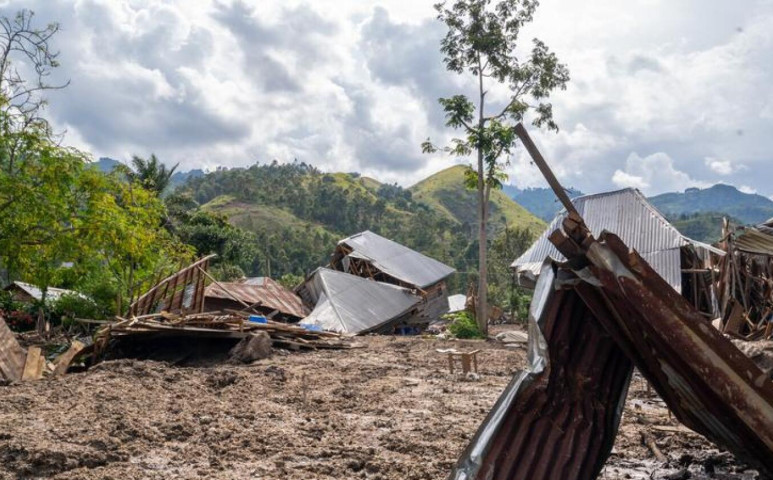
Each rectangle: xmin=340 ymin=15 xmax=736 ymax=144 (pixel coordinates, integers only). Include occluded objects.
xmin=0 ymin=326 xmax=762 ymax=480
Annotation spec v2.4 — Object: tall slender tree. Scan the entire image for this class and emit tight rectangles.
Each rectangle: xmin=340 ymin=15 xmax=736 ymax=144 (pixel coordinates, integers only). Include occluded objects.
xmin=423 ymin=0 xmax=569 ymax=333
xmin=128 ymin=153 xmax=179 ymax=195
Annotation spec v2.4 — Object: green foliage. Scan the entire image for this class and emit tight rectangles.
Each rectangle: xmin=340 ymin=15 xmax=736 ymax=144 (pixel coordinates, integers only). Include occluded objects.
xmin=669 ymin=212 xmax=738 ymax=244
xmin=446 ymin=310 xmax=485 ymax=339
xmin=278 ymin=273 xmax=304 ymax=289
xmin=127 ymin=153 xmax=179 ymax=195
xmin=50 ymin=293 xmax=101 ymax=322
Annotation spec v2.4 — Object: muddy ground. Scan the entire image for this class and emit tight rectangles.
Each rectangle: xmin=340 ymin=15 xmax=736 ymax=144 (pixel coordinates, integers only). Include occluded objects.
xmin=0 ymin=326 xmax=763 ymax=480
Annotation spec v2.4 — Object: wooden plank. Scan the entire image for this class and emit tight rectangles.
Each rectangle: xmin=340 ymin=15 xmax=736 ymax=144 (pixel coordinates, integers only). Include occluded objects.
xmin=0 ymin=317 xmax=26 ymax=382
xmin=723 ymin=302 xmax=746 ymax=335
xmin=22 ymin=346 xmax=44 ymax=381
xmin=53 ymin=340 xmax=86 ymax=376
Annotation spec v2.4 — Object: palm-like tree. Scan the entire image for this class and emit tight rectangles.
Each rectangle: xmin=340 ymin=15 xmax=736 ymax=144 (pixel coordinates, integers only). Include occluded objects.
xmin=128 ymin=154 xmax=179 ymax=195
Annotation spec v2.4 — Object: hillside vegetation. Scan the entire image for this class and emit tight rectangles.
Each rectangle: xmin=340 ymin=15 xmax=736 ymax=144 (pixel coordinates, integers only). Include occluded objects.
xmin=410 ymin=165 xmax=546 ymax=235
xmin=174 ymin=162 xmax=544 ymax=299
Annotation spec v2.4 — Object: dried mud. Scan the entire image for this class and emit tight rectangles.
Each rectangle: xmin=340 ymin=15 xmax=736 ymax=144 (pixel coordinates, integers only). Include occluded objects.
xmin=0 ymin=326 xmax=763 ymax=479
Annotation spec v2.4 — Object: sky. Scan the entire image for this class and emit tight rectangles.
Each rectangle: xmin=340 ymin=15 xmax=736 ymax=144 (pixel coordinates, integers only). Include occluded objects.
xmin=2 ymin=0 xmax=772 ymax=197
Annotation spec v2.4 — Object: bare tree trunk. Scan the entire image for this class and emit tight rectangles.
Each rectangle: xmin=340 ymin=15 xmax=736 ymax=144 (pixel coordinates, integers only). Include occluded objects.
xmin=476 ymin=56 xmax=488 ymax=335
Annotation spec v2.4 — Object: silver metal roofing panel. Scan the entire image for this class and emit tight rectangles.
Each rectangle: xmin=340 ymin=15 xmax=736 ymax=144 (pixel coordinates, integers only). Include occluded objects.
xmin=512 ymin=188 xmax=722 ymax=293
xmin=338 ymin=231 xmax=455 ymax=289
xmin=5 ymin=281 xmax=82 ymax=302
xmin=302 ymin=268 xmax=421 ymax=334
xmin=447 ymin=294 xmax=467 ymax=313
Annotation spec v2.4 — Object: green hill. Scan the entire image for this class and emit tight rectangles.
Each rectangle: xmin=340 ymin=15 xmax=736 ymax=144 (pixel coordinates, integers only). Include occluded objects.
xmin=410 ymin=165 xmax=545 ymax=234
xmin=650 ymin=184 xmax=773 ymax=226
xmin=668 ymin=212 xmax=740 ymax=244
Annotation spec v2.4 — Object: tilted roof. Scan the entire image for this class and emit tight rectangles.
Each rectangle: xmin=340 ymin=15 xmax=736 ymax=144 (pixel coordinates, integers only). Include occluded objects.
xmin=512 ymin=188 xmax=724 ymax=292
xmin=204 ymin=277 xmax=308 ymax=319
xmin=336 ymin=231 xmax=455 ymax=289
xmin=301 ymin=268 xmax=421 ymax=334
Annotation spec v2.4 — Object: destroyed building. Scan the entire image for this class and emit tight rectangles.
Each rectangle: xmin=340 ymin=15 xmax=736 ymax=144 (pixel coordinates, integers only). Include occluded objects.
xmin=512 ymin=188 xmax=724 ymax=317
xmin=329 ymin=230 xmax=455 ymax=324
xmin=717 ymin=217 xmax=773 ymax=339
xmin=296 ymin=267 xmax=422 ymax=334
xmin=450 ymin=124 xmax=773 ymax=480
xmin=204 ymin=277 xmax=308 ymax=322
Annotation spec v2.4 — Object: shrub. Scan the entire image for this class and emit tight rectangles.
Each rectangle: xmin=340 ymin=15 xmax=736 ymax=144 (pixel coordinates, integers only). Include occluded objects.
xmin=446 ymin=311 xmax=485 ymax=339
xmin=50 ymin=293 xmax=100 ymax=323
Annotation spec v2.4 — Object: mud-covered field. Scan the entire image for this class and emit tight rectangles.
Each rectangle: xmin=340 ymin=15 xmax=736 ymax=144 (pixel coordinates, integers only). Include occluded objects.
xmin=0 ymin=327 xmax=762 ymax=480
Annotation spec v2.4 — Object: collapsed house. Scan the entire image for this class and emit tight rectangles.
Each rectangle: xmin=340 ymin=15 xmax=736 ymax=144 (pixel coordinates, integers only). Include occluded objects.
xmin=512 ymin=188 xmax=724 ymax=318
xmin=204 ymin=276 xmax=308 ymax=322
xmin=449 ymin=123 xmax=773 ymax=480
xmin=330 ymin=231 xmax=455 ymax=324
xmin=717 ymin=217 xmax=773 ymax=339
xmin=296 ymin=268 xmax=422 ymax=334
xmin=296 ymin=231 xmax=456 ymax=335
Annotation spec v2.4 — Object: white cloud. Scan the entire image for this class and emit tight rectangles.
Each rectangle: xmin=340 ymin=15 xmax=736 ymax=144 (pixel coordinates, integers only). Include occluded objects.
xmin=704 ymin=157 xmax=747 ymax=175
xmin=611 ymin=152 xmax=709 ymax=195
xmin=1 ymin=0 xmax=772 ymax=198
xmin=739 ymin=185 xmax=758 ymax=194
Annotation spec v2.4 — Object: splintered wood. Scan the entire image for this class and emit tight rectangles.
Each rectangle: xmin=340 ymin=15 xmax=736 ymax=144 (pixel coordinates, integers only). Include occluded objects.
xmin=0 ymin=316 xmax=26 ymax=382
xmin=717 ymin=225 xmax=773 ymax=340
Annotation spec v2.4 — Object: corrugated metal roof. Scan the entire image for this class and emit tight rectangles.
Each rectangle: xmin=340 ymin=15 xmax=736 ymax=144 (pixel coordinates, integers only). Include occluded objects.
xmin=337 ymin=231 xmax=455 ymax=289
xmin=301 ymin=268 xmax=421 ymax=334
xmin=512 ymin=188 xmax=723 ymax=293
xmin=205 ymin=277 xmax=308 ymax=319
xmin=5 ymin=281 xmax=83 ymax=302
xmin=735 ymin=225 xmax=773 ymax=255
xmin=449 ymin=265 xmax=633 ymax=480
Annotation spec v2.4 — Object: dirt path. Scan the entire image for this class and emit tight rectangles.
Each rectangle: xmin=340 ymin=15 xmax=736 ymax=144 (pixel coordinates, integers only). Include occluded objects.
xmin=0 ymin=328 xmax=762 ymax=479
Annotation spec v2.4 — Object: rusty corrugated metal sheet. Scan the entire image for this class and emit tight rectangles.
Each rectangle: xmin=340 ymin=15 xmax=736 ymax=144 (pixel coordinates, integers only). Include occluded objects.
xmin=204 ymin=277 xmax=308 ymax=319
xmin=512 ymin=188 xmax=723 ymax=292
xmin=451 ymin=216 xmax=773 ymax=479
xmin=449 ymin=265 xmax=633 ymax=480
xmin=554 ymin=218 xmax=773 ymax=476
xmin=735 ymin=227 xmax=773 ymax=255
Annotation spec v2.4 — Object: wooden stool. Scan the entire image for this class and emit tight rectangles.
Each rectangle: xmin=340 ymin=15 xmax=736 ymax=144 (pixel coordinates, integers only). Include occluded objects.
xmin=436 ymin=349 xmax=480 ymax=374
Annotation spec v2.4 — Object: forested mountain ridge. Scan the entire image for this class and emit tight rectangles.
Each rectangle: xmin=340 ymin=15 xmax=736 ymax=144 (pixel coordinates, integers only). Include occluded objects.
xmin=174 ymin=161 xmax=544 ymax=296
xmin=650 ymin=184 xmax=773 ymax=226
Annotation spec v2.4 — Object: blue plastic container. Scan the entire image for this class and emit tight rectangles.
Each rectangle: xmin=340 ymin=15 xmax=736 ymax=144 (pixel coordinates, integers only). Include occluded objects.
xmin=248 ymin=315 xmax=268 ymax=324
xmin=299 ymin=323 xmax=323 ymax=332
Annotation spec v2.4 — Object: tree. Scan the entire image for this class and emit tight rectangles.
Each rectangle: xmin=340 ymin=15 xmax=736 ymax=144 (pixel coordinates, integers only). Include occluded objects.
xmin=423 ymin=0 xmax=569 ymax=333
xmin=128 ymin=153 xmax=179 ymax=195
xmin=0 ymin=10 xmax=67 ymax=135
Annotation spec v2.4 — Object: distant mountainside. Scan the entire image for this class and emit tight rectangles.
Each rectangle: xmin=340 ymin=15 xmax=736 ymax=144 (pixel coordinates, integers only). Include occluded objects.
xmin=91 ymin=157 xmax=203 ymax=192
xmin=410 ymin=165 xmax=545 ymax=234
xmin=650 ymin=184 xmax=773 ymax=226
xmin=93 ymin=157 xmax=122 ymax=172
xmin=668 ymin=212 xmax=743 ymax=244
xmin=169 ymin=169 xmax=205 ymax=189
xmin=503 ymin=185 xmax=585 ymax=222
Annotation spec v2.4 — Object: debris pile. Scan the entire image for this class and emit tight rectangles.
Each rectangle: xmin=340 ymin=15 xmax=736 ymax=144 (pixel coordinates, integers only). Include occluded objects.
xmin=204 ymin=276 xmax=309 ymax=322
xmin=93 ymin=310 xmax=350 ymax=355
xmin=717 ymin=217 xmax=773 ymax=339
xmin=449 ymin=123 xmax=773 ymax=480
